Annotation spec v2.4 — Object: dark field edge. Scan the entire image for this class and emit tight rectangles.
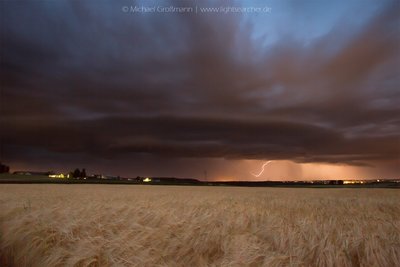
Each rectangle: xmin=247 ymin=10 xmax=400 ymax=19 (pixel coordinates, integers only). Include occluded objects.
xmin=0 ymin=175 xmax=398 ymax=189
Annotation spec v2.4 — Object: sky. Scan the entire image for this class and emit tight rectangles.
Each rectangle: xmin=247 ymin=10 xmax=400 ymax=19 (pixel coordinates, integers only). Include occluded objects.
xmin=0 ymin=0 xmax=399 ymax=181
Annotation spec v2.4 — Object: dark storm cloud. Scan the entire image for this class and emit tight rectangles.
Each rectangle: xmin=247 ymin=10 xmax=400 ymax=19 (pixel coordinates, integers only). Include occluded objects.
xmin=1 ymin=116 xmax=398 ymax=166
xmin=1 ymin=0 xmax=399 ymax=169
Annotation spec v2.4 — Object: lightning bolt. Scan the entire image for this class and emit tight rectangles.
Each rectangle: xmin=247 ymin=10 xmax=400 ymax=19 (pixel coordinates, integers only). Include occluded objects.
xmin=251 ymin=160 xmax=273 ymax=177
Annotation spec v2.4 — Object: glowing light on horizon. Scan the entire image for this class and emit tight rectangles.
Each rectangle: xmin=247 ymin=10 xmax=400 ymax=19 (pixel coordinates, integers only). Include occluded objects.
xmin=49 ymin=173 xmax=66 ymax=179
xmin=251 ymin=161 xmax=273 ymax=177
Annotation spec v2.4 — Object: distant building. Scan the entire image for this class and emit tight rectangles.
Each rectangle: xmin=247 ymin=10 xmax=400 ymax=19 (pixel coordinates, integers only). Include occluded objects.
xmin=328 ymin=180 xmax=344 ymax=185
xmin=13 ymin=171 xmax=54 ymax=176
xmin=91 ymin=174 xmax=105 ymax=179
xmin=90 ymin=174 xmax=120 ymax=180
xmin=48 ymin=173 xmax=67 ymax=178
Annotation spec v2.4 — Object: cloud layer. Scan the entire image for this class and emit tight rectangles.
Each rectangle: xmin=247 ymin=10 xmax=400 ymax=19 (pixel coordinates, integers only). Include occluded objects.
xmin=1 ymin=0 xmax=399 ymax=177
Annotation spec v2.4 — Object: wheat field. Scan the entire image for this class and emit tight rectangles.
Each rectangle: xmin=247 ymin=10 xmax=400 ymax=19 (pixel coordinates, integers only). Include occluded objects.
xmin=0 ymin=185 xmax=399 ymax=267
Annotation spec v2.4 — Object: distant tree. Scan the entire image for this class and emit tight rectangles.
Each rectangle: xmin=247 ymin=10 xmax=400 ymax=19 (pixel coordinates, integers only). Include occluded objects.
xmin=73 ymin=168 xmax=81 ymax=179
xmin=80 ymin=168 xmax=87 ymax=178
xmin=0 ymin=163 xmax=10 ymax=173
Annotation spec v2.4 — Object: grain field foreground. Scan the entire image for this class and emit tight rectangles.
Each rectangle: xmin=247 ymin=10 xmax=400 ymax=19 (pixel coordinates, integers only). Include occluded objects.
xmin=0 ymin=185 xmax=399 ymax=266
